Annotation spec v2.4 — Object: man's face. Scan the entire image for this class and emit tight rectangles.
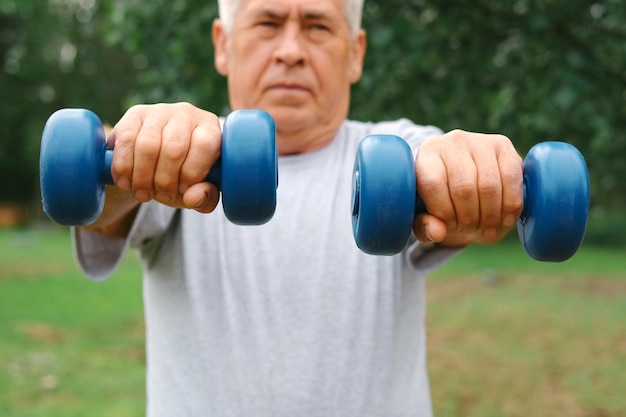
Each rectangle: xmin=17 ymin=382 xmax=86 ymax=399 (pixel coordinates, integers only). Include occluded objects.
xmin=213 ymin=0 xmax=366 ymax=146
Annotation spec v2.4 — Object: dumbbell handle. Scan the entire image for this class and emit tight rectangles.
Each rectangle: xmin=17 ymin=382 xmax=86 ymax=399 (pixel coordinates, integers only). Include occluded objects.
xmin=101 ymin=149 xmax=223 ymax=189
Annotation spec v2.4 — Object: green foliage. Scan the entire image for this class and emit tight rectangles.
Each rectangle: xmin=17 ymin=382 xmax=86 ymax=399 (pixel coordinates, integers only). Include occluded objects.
xmin=0 ymin=0 xmax=137 ymax=202
xmin=2 ymin=0 xmax=624 ymax=211
xmin=583 ymin=209 xmax=626 ymax=248
xmin=100 ymin=0 xmax=228 ymax=111
xmin=101 ymin=0 xmax=626 ymax=209
xmin=357 ymin=0 xmax=626 ymax=210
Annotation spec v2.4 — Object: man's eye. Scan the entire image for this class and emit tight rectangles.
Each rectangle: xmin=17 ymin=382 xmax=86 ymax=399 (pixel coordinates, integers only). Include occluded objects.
xmin=311 ymin=24 xmax=329 ymax=31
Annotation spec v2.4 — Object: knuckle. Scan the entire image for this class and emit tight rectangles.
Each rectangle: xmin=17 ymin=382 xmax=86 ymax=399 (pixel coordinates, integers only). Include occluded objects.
xmin=480 ymin=209 xmax=501 ymax=227
xmin=136 ymin=137 xmax=161 ymax=159
xmin=114 ymin=126 xmax=138 ymax=148
xmin=180 ymin=163 xmax=207 ymax=185
xmin=110 ymin=135 xmax=136 ymax=177
xmin=416 ymin=170 xmax=444 ymax=193
xmin=435 ymin=208 xmax=457 ymax=227
xmin=446 ymin=129 xmax=467 ymax=142
xmin=417 ymin=180 xmax=443 ymax=203
xmin=151 ymin=102 xmax=170 ymax=112
xmin=112 ymin=151 xmax=133 ymax=176
xmin=492 ymin=133 xmax=512 ymax=145
xmin=129 ymin=103 xmax=148 ymax=111
xmin=449 ymin=179 xmax=475 ymax=201
xmin=153 ymin=170 xmax=178 ymax=191
xmin=162 ymin=140 xmax=188 ymax=161
xmin=478 ymin=178 xmax=501 ymax=199
xmin=456 ymin=212 xmax=475 ymax=226
xmin=504 ymin=192 xmax=524 ymax=214
xmin=194 ymin=123 xmax=222 ymax=148
xmin=502 ymin=156 xmax=523 ymax=180
xmin=131 ymin=174 xmax=153 ymax=191
xmin=479 ymin=211 xmax=500 ymax=229
xmin=494 ymin=136 xmax=521 ymax=162
xmin=172 ymin=101 xmax=194 ymax=111
xmin=126 ymin=104 xmax=149 ymax=117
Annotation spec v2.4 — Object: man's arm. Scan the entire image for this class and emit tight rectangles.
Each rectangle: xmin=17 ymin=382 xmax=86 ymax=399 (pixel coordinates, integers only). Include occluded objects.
xmin=80 ymin=187 xmax=141 ymax=239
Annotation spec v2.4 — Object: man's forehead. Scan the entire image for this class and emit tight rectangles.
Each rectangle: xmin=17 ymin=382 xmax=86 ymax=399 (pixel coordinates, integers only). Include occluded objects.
xmin=238 ymin=0 xmax=344 ymax=20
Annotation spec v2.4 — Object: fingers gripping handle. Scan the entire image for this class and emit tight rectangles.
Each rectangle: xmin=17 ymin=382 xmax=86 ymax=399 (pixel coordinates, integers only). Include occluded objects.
xmin=101 ymin=150 xmax=222 ymax=188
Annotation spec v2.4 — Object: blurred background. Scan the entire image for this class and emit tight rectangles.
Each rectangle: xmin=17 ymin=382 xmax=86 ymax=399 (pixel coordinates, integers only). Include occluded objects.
xmin=0 ymin=0 xmax=624 ymax=416
xmin=1 ymin=0 xmax=625 ymax=227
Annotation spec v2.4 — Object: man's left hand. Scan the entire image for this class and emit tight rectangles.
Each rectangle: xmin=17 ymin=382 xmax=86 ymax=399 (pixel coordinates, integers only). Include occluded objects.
xmin=412 ymin=129 xmax=524 ymax=247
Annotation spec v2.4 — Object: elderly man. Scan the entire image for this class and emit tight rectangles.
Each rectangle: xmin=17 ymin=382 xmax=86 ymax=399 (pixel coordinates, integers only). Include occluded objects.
xmin=75 ymin=0 xmax=523 ymax=415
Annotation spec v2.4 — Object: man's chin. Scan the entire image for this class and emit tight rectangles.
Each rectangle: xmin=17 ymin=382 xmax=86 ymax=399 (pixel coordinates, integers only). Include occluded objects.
xmin=265 ymin=107 xmax=313 ymax=133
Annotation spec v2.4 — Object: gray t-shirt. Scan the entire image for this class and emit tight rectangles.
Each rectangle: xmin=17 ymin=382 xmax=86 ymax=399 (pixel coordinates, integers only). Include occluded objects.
xmin=73 ymin=118 xmax=460 ymax=417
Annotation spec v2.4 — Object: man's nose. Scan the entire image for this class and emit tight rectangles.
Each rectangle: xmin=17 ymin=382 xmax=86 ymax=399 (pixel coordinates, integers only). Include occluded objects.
xmin=273 ymin=25 xmax=307 ymax=67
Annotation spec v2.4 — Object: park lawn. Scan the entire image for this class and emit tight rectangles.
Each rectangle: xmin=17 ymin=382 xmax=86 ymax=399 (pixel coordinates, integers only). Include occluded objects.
xmin=428 ymin=240 xmax=626 ymax=417
xmin=0 ymin=228 xmax=145 ymax=417
xmin=0 ymin=228 xmax=624 ymax=416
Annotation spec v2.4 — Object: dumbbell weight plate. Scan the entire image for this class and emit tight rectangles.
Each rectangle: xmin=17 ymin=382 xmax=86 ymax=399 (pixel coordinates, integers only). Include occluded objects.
xmin=352 ymin=135 xmax=416 ymax=255
xmin=518 ymin=141 xmax=589 ymax=262
xmin=221 ymin=109 xmax=278 ymax=225
xmin=40 ymin=109 xmax=107 ymax=226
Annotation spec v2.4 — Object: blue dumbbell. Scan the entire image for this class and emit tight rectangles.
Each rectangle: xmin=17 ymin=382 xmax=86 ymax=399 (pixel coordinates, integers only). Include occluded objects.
xmin=352 ymin=135 xmax=590 ymax=262
xmin=40 ymin=108 xmax=278 ymax=226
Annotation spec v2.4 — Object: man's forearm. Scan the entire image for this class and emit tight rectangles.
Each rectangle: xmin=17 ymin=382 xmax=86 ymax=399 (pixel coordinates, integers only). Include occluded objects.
xmin=80 ymin=187 xmax=141 ymax=239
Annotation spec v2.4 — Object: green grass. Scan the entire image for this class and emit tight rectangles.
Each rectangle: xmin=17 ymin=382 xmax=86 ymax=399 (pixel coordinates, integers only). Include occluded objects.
xmin=0 ymin=228 xmax=145 ymax=417
xmin=0 ymin=228 xmax=624 ymax=416
xmin=428 ymin=241 xmax=626 ymax=417
xmin=433 ymin=235 xmax=626 ymax=279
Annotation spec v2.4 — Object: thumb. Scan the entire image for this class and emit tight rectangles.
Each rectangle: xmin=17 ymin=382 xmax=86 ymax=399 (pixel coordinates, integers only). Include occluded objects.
xmin=413 ymin=213 xmax=447 ymax=243
xmin=183 ymin=183 xmax=220 ymax=214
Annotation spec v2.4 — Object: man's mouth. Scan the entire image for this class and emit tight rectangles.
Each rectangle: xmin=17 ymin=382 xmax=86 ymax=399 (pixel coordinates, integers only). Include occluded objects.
xmin=268 ymin=83 xmax=310 ymax=93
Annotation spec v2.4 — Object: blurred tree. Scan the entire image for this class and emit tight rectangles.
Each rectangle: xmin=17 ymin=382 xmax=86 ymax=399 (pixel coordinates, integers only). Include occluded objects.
xmin=3 ymin=0 xmax=624 ymax=211
xmin=100 ymin=0 xmax=227 ymax=111
xmin=353 ymin=0 xmax=626 ymax=211
xmin=102 ymin=0 xmax=626 ymax=209
xmin=0 ymin=0 xmax=137 ymax=204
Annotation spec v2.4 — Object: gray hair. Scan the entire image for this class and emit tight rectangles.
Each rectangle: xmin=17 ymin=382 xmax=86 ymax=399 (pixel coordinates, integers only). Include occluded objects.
xmin=217 ymin=0 xmax=364 ymax=39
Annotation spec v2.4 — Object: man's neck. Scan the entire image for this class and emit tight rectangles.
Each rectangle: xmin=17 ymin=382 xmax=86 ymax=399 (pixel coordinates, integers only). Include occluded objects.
xmin=275 ymin=121 xmax=344 ymax=156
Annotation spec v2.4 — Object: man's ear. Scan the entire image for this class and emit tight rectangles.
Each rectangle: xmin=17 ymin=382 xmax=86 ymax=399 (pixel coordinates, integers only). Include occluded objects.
xmin=349 ymin=29 xmax=367 ymax=84
xmin=212 ymin=19 xmax=229 ymax=76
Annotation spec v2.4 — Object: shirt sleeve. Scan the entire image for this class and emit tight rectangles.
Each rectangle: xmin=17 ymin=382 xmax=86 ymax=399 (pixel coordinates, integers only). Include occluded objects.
xmin=72 ymin=201 xmax=177 ymax=281
xmin=365 ymin=118 xmax=443 ymax=152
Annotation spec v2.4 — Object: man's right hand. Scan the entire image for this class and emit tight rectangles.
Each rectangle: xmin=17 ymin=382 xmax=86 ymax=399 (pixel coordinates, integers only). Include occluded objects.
xmin=109 ymin=102 xmax=223 ymax=213
xmin=82 ymin=102 xmax=223 ymax=238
